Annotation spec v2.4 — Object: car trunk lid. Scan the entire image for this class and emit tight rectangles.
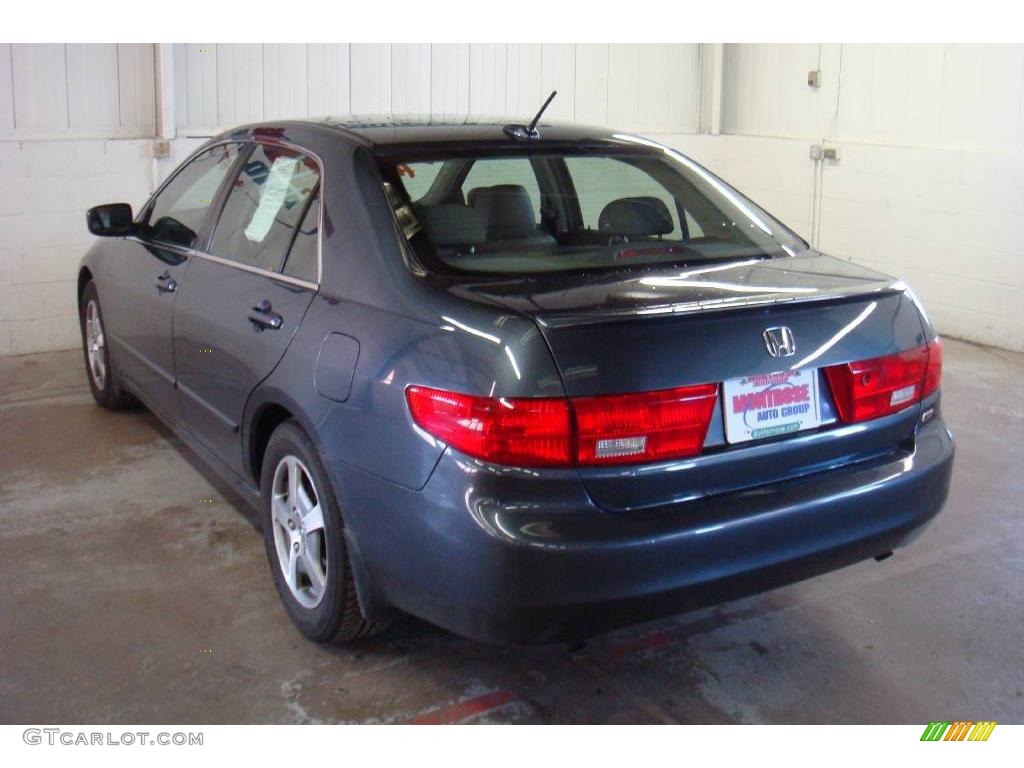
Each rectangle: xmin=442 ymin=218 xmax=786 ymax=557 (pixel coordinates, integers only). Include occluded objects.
xmin=452 ymin=252 xmax=930 ymax=511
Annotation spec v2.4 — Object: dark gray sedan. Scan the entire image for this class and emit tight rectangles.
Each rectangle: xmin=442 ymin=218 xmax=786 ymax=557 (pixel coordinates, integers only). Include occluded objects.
xmin=78 ymin=117 xmax=953 ymax=644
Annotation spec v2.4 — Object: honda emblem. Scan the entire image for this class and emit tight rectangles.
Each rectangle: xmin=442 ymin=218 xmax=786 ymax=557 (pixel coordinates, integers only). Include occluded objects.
xmin=763 ymin=326 xmax=796 ymax=358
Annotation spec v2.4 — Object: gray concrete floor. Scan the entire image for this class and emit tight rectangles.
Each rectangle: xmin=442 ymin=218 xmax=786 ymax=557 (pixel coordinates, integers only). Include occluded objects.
xmin=1 ymin=338 xmax=1021 ymax=724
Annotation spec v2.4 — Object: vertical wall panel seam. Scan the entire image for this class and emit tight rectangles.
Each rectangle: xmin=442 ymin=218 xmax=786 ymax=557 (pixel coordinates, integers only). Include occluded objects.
xmin=305 ymin=44 xmax=312 ymax=118
xmin=114 ymin=45 xmax=124 ymax=130
xmin=63 ymin=44 xmax=71 ymax=129
xmin=938 ymin=45 xmax=949 ymax=140
xmin=470 ymin=44 xmax=479 ymax=114
xmin=570 ymin=44 xmax=577 ymax=122
xmin=9 ymin=44 xmax=17 ymax=129
xmin=604 ymin=44 xmax=610 ymax=125
xmin=832 ymin=44 xmax=844 ymax=127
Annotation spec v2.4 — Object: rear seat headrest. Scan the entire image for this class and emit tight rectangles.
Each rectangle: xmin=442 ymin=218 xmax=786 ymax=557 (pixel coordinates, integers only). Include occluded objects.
xmin=468 ymin=184 xmax=540 ymax=241
xmin=598 ymin=196 xmax=674 ymax=237
xmin=413 ymin=203 xmax=486 ymax=247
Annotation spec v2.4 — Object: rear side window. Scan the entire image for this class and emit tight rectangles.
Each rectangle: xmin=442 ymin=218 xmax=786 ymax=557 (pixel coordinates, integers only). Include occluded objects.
xmin=209 ymin=143 xmax=320 ymax=274
xmin=142 ymin=143 xmax=241 ymax=248
xmin=281 ymin=191 xmax=319 ymax=284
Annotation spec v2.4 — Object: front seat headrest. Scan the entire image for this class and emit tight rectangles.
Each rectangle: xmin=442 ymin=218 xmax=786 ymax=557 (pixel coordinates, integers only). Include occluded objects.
xmin=468 ymin=184 xmax=540 ymax=241
xmin=598 ymin=196 xmax=674 ymax=237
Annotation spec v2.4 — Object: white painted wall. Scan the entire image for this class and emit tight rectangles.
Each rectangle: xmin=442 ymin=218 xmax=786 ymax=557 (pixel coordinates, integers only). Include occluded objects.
xmin=699 ymin=43 xmax=1024 ymax=352
xmin=1 ymin=43 xmax=1021 ymax=355
xmin=168 ymin=43 xmax=700 ymax=134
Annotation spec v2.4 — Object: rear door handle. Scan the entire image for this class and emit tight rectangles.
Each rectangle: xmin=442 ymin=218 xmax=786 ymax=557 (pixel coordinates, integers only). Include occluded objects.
xmin=155 ymin=272 xmax=177 ymax=294
xmin=248 ymin=300 xmax=283 ymax=330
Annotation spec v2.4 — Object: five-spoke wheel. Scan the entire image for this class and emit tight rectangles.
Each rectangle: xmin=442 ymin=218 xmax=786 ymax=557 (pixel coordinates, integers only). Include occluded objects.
xmin=79 ymin=280 xmax=135 ymax=410
xmin=84 ymin=299 xmax=107 ymax=391
xmin=260 ymin=420 xmax=387 ymax=643
xmin=271 ymin=455 xmax=327 ymax=608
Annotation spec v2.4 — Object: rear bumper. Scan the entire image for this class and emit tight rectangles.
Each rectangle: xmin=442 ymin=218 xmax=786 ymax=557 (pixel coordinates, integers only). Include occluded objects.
xmin=331 ymin=417 xmax=954 ymax=645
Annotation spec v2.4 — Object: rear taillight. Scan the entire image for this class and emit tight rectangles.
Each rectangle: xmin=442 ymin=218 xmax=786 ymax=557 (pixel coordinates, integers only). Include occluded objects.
xmin=405 ymin=386 xmax=571 ymax=467
xmin=405 ymin=383 xmax=718 ymax=468
xmin=824 ymin=338 xmax=942 ymax=424
xmin=922 ymin=338 xmax=942 ymax=398
xmin=573 ymin=384 xmax=719 ymax=465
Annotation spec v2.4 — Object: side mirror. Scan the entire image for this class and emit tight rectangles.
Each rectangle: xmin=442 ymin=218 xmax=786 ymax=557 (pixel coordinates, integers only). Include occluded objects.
xmin=87 ymin=203 xmax=135 ymax=237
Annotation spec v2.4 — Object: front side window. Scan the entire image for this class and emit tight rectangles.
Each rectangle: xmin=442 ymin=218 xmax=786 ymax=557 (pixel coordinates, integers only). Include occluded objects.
xmin=142 ymin=143 xmax=241 ymax=249
xmin=384 ymin=142 xmax=806 ymax=275
xmin=209 ymin=143 xmax=320 ymax=274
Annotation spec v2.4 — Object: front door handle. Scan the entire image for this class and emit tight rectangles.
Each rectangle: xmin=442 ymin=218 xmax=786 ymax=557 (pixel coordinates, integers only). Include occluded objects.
xmin=155 ymin=271 xmax=177 ymax=294
xmin=248 ymin=299 xmax=283 ymax=330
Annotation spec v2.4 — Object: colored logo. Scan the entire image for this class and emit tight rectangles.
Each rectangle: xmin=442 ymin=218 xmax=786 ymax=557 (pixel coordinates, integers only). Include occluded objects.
xmin=920 ymin=721 xmax=996 ymax=741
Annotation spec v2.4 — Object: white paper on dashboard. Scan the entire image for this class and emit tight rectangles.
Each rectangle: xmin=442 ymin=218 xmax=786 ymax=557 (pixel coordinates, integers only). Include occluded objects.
xmin=244 ymin=157 xmax=299 ymax=243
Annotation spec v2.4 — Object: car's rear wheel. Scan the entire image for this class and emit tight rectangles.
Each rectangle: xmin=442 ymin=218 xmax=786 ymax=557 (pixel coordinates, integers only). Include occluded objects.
xmin=260 ymin=420 xmax=386 ymax=643
xmin=79 ymin=281 xmax=136 ymax=410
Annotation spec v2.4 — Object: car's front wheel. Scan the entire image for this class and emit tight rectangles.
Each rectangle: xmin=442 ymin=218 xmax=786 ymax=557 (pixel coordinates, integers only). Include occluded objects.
xmin=79 ymin=280 xmax=136 ymax=410
xmin=260 ymin=420 xmax=386 ymax=643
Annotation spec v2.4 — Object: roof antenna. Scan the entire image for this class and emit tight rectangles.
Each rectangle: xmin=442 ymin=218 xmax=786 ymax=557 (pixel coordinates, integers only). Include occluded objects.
xmin=504 ymin=90 xmax=557 ymax=141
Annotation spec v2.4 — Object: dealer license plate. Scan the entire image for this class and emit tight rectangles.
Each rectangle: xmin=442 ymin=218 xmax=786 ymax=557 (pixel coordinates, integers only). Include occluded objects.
xmin=722 ymin=369 xmax=822 ymax=444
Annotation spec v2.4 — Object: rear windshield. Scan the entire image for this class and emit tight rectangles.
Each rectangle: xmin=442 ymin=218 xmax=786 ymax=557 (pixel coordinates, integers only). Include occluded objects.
xmin=380 ymin=136 xmax=807 ymax=275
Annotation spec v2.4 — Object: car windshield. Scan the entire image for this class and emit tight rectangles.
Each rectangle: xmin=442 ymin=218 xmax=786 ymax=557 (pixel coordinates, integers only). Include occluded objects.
xmin=380 ymin=136 xmax=807 ymax=275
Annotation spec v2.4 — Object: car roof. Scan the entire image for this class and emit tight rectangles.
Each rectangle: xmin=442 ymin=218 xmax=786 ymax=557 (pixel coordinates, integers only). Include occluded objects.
xmin=323 ymin=115 xmax=626 ymax=146
xmin=219 ymin=116 xmax=648 ymax=154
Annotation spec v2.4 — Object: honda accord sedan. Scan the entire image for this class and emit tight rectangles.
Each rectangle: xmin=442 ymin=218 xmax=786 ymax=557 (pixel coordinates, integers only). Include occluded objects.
xmin=78 ymin=117 xmax=954 ymax=644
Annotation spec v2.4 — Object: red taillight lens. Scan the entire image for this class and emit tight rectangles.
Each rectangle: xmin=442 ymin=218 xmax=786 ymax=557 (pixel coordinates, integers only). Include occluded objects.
xmin=406 ymin=383 xmax=719 ymax=468
xmin=824 ymin=338 xmax=942 ymax=423
xmin=923 ymin=338 xmax=942 ymax=398
xmin=405 ymin=386 xmax=572 ymax=467
xmin=573 ymin=384 xmax=719 ymax=465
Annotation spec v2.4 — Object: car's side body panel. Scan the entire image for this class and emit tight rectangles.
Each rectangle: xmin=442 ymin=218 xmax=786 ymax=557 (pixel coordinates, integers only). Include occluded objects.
xmin=85 ymin=238 xmax=189 ymax=421
xmin=173 ymin=258 xmax=316 ymax=475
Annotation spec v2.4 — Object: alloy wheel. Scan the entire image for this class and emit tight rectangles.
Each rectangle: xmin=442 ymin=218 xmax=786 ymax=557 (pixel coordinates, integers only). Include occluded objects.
xmin=271 ymin=455 xmax=328 ymax=609
xmin=85 ymin=299 xmax=106 ymax=390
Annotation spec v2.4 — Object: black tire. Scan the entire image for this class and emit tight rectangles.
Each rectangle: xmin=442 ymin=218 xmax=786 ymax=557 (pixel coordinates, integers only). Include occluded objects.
xmin=260 ymin=419 xmax=386 ymax=643
xmin=79 ymin=281 xmax=137 ymax=410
